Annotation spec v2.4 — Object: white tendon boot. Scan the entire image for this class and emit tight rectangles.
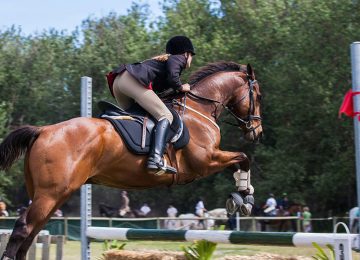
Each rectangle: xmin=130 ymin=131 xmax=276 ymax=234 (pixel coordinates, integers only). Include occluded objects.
xmin=233 ymin=169 xmax=254 ymax=216
xmin=233 ymin=169 xmax=254 ymax=194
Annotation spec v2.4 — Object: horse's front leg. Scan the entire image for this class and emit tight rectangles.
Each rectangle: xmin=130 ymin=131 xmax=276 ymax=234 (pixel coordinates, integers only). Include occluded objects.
xmin=210 ymin=150 xmax=254 ymax=216
xmin=209 ymin=151 xmax=252 ymax=194
xmin=210 ymin=150 xmax=249 ymax=172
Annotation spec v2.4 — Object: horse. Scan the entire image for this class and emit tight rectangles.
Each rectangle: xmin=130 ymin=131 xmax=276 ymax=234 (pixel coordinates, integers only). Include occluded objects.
xmin=0 ymin=62 xmax=262 ymax=259
xmin=205 ymin=208 xmax=229 ymax=229
xmin=177 ymin=213 xmax=200 ymax=230
xmin=176 ymin=209 xmax=227 ymax=230
xmin=258 ymin=203 xmax=302 ymax=232
xmin=98 ymin=203 xmax=147 ymax=218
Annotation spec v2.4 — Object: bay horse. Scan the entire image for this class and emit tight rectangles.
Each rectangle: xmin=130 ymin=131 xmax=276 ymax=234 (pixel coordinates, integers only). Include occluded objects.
xmin=0 ymin=62 xmax=262 ymax=259
xmin=259 ymin=203 xmax=302 ymax=232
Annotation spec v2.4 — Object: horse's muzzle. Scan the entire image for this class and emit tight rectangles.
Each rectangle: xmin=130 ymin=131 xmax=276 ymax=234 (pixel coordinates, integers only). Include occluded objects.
xmin=245 ymin=127 xmax=263 ymax=142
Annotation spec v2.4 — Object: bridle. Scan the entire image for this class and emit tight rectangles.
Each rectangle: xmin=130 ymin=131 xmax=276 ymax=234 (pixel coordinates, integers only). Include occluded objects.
xmin=186 ymin=75 xmax=262 ymax=135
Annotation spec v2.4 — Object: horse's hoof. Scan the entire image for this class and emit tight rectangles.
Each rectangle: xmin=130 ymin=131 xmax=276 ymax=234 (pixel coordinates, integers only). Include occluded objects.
xmin=226 ymin=192 xmax=243 ymax=215
xmin=240 ymin=203 xmax=253 ymax=216
xmin=226 ymin=197 xmax=239 ymax=215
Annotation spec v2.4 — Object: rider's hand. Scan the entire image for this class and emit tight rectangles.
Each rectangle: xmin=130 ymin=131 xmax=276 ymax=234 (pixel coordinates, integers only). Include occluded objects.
xmin=180 ymin=83 xmax=191 ymax=92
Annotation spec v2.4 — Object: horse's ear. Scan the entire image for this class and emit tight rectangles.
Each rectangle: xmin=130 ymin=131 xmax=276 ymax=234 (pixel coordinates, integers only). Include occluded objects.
xmin=247 ymin=63 xmax=255 ymax=80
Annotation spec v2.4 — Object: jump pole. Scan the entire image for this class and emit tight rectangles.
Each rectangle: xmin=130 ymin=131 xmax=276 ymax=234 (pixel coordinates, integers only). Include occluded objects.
xmin=80 ymin=76 xmax=92 ymax=260
xmin=87 ymin=227 xmax=358 ymax=248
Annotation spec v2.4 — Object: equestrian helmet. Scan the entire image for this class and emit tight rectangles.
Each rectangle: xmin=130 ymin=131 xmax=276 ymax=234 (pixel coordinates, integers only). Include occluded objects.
xmin=166 ymin=36 xmax=195 ymax=55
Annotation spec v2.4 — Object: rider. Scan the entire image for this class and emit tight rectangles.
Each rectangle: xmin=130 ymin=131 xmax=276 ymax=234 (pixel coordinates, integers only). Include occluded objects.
xmin=277 ymin=192 xmax=290 ymax=215
xmin=263 ymin=193 xmax=277 ymax=216
xmin=106 ymin=36 xmax=195 ymax=174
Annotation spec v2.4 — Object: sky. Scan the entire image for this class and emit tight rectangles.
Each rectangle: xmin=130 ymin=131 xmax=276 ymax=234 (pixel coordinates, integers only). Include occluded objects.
xmin=0 ymin=0 xmax=162 ymax=35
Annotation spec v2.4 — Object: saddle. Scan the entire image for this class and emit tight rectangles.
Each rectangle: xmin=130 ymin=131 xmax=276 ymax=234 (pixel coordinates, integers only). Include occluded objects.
xmin=98 ymin=101 xmax=190 ymax=155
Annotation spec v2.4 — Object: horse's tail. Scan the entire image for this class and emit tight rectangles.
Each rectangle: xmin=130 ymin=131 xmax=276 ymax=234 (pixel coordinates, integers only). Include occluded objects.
xmin=0 ymin=126 xmax=41 ymax=171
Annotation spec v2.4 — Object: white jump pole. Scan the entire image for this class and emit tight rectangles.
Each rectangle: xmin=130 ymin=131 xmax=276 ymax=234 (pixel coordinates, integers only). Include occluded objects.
xmin=80 ymin=76 xmax=92 ymax=260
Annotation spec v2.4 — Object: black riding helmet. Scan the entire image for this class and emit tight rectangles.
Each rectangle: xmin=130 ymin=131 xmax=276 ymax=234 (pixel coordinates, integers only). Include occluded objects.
xmin=166 ymin=36 xmax=195 ymax=55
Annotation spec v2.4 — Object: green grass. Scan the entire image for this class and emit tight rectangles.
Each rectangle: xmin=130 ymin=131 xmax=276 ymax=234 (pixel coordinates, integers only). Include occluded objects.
xmin=35 ymin=240 xmax=360 ymax=259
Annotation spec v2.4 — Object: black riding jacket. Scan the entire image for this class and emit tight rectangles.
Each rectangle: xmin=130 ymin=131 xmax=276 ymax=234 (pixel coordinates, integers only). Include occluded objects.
xmin=109 ymin=54 xmax=187 ymax=95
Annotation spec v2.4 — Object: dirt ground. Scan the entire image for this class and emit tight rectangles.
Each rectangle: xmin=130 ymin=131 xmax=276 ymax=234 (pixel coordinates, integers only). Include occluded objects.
xmin=103 ymin=250 xmax=312 ymax=260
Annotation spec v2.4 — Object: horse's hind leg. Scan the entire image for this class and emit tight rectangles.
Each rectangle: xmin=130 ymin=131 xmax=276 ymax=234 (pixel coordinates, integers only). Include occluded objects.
xmin=17 ymin=196 xmax=62 ymax=260
xmin=1 ymin=211 xmax=28 ymax=259
xmin=2 ymin=195 xmax=60 ymax=260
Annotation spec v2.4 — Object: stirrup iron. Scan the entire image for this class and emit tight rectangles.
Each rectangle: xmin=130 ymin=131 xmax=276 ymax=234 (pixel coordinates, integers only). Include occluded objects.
xmin=151 ymin=158 xmax=177 ymax=176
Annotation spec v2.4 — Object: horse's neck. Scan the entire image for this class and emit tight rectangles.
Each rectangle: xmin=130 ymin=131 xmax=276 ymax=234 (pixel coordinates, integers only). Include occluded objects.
xmin=189 ymin=72 xmax=238 ymax=118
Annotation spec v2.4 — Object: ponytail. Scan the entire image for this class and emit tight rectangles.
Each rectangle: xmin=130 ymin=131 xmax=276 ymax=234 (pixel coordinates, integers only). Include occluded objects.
xmin=151 ymin=53 xmax=170 ymax=62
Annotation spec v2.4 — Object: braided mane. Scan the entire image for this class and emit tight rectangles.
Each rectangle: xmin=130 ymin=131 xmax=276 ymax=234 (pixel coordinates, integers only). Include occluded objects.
xmin=189 ymin=61 xmax=246 ymax=87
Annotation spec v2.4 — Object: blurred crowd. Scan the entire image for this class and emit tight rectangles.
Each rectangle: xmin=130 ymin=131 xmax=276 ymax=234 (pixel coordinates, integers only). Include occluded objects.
xmin=0 ymin=191 xmax=316 ymax=232
xmin=262 ymin=192 xmax=312 ymax=232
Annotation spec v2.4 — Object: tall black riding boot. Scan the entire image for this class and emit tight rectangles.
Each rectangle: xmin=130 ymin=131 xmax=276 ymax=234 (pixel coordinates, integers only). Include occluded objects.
xmin=147 ymin=118 xmax=177 ymax=175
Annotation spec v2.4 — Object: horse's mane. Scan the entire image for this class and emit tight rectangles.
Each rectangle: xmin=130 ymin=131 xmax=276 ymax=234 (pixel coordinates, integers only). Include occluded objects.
xmin=189 ymin=61 xmax=247 ymax=87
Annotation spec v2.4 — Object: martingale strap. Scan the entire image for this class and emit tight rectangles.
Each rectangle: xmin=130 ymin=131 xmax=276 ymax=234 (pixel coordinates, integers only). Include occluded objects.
xmin=173 ymin=100 xmax=220 ymax=131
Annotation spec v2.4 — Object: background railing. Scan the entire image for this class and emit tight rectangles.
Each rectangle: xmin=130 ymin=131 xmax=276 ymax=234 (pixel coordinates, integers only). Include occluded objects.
xmin=0 ymin=216 xmax=353 ymax=241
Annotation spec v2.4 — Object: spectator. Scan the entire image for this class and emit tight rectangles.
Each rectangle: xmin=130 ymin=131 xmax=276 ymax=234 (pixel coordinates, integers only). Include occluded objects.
xmin=119 ymin=191 xmax=131 ymax=217
xmin=227 ymin=214 xmax=237 ymax=230
xmin=195 ymin=197 xmax=207 ymax=229
xmin=140 ymin=203 xmax=151 ymax=216
xmin=278 ymin=193 xmax=290 ymax=216
xmin=302 ymin=206 xmax=312 ymax=232
xmin=167 ymin=205 xmax=178 ymax=217
xmin=195 ymin=197 xmax=207 ymax=217
xmin=166 ymin=205 xmax=178 ymax=229
xmin=0 ymin=201 xmax=9 ymax=217
xmin=263 ymin=193 xmax=277 ymax=216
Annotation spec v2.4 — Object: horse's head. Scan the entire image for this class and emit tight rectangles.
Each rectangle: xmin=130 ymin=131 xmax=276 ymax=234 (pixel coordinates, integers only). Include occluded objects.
xmin=188 ymin=61 xmax=263 ymax=141
xmin=227 ymin=64 xmax=263 ymax=141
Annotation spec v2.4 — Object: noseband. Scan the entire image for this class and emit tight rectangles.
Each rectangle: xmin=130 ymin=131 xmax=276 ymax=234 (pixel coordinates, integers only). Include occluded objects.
xmin=225 ymin=78 xmax=262 ymax=132
xmin=188 ymin=76 xmax=262 ymax=136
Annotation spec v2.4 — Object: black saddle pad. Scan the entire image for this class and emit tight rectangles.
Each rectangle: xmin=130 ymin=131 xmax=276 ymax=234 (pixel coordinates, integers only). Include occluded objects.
xmin=98 ymin=101 xmax=190 ymax=155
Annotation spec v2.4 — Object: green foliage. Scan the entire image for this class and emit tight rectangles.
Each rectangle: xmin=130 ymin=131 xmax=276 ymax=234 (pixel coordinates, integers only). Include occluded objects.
xmin=311 ymin=242 xmax=335 ymax=260
xmin=97 ymin=240 xmax=126 ymax=260
xmin=0 ymin=103 xmax=10 ymax=202
xmin=102 ymin=240 xmax=126 ymax=251
xmin=0 ymin=102 xmax=8 ymax=140
xmin=181 ymin=240 xmax=217 ymax=260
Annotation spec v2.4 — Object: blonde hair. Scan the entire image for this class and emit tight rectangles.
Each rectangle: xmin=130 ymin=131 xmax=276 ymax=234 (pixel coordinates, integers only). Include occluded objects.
xmin=151 ymin=54 xmax=171 ymax=62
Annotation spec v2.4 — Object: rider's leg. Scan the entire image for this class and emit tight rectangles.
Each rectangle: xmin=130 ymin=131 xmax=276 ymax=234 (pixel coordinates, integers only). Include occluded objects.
xmin=146 ymin=118 xmax=171 ymax=170
xmin=113 ymin=73 xmax=135 ymax=110
xmin=134 ymin=90 xmax=175 ymax=173
xmin=111 ymin=71 xmax=175 ymax=174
